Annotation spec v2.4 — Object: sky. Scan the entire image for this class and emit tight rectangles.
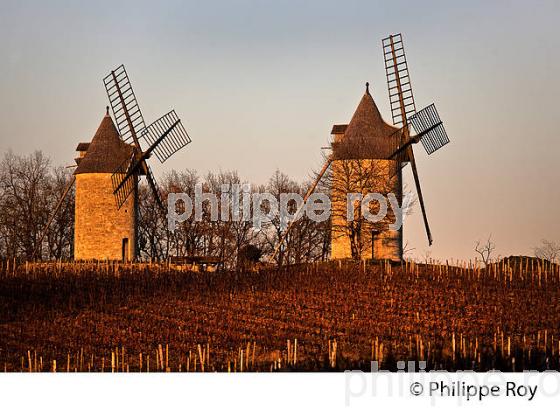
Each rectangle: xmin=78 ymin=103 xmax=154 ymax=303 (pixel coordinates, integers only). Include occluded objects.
xmin=1 ymin=0 xmax=559 ymax=261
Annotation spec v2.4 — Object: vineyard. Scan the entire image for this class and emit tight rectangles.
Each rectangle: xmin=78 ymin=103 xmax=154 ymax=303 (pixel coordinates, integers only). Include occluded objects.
xmin=0 ymin=258 xmax=559 ymax=372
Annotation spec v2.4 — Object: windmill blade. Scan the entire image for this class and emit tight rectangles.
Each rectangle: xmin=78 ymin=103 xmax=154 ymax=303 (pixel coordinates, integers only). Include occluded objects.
xmin=112 ymin=158 xmax=163 ymax=212
xmin=32 ymin=175 xmax=76 ymax=260
xmin=270 ymin=156 xmax=333 ymax=263
xmin=382 ymin=33 xmax=416 ymax=126
xmin=140 ymin=110 xmax=191 ymax=163
xmin=408 ymin=146 xmax=433 ymax=246
xmin=144 ymin=164 xmax=164 ymax=211
xmin=111 ymin=154 xmax=137 ymax=209
xmin=388 ymin=105 xmax=450 ymax=163
xmin=103 ymin=64 xmax=146 ymax=144
xmin=408 ymin=103 xmax=449 ymax=155
xmin=383 ymin=33 xmax=433 ymax=246
xmin=111 ymin=119 xmax=182 ymax=209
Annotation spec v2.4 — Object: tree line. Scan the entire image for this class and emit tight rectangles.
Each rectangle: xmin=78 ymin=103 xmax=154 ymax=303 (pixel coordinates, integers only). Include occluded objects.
xmin=5 ymin=151 xmax=556 ymax=267
xmin=0 ymin=151 xmax=330 ymax=267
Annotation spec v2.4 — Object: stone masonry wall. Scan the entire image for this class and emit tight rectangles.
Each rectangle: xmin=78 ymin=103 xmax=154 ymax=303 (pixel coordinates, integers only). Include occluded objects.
xmin=330 ymin=159 xmax=402 ymax=261
xmin=74 ymin=173 xmax=136 ymax=260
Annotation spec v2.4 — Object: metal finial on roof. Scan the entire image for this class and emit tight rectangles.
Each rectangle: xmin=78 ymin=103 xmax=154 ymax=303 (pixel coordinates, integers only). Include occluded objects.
xmin=366 ymin=82 xmax=370 ymax=94
xmin=106 ymin=106 xmax=110 ymax=116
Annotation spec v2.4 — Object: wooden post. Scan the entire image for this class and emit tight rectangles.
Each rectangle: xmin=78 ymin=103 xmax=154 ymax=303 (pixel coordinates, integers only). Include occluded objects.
xmin=452 ymin=332 xmax=456 ymax=360
xmin=240 ymin=349 xmax=244 ymax=372
xmin=197 ymin=344 xmax=204 ymax=372
xmin=158 ymin=344 xmax=164 ymax=371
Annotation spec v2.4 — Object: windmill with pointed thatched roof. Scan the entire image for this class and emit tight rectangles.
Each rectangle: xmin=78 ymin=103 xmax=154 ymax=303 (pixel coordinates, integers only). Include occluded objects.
xmin=35 ymin=65 xmax=192 ymax=261
xmin=270 ymin=33 xmax=450 ymax=263
xmin=329 ymin=83 xmax=403 ymax=261
xmin=73 ymin=108 xmax=139 ymax=260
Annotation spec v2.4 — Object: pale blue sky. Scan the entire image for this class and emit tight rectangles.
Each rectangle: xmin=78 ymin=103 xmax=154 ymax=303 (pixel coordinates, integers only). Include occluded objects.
xmin=1 ymin=0 xmax=559 ymax=261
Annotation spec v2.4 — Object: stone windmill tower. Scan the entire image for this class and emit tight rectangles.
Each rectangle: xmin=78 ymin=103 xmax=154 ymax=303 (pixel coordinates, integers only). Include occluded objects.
xmin=35 ymin=65 xmax=192 ymax=261
xmin=270 ymin=33 xmax=450 ymax=263
xmin=73 ymin=109 xmax=138 ymax=260
xmin=329 ymin=83 xmax=402 ymax=261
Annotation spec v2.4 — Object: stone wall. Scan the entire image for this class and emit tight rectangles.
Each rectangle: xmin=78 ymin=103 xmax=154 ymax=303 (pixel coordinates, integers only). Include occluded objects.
xmin=74 ymin=173 xmax=136 ymax=260
xmin=330 ymin=158 xmax=402 ymax=261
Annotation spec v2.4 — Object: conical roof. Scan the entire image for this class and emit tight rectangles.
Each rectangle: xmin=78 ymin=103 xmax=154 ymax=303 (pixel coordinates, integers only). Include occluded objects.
xmin=74 ymin=110 xmax=134 ymax=175
xmin=332 ymin=84 xmax=401 ymax=160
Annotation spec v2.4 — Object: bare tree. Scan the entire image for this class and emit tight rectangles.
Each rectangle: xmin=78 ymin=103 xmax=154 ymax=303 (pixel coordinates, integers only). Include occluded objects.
xmin=44 ymin=166 xmax=74 ymax=259
xmin=475 ymin=235 xmax=496 ymax=267
xmin=402 ymin=240 xmax=416 ymax=259
xmin=420 ymin=249 xmax=432 ymax=265
xmin=283 ymin=179 xmax=330 ymax=264
xmin=0 ymin=151 xmax=75 ymax=260
xmin=137 ymin=182 xmax=168 ymax=260
xmin=204 ymin=170 xmax=256 ymax=270
xmin=254 ymin=169 xmax=330 ymax=267
xmin=534 ymin=239 xmax=560 ymax=263
xmin=258 ymin=170 xmax=300 ymax=266
xmin=161 ymin=169 xmax=202 ymax=258
xmin=328 ymin=155 xmax=397 ymax=260
xmin=139 ymin=169 xmax=259 ymax=269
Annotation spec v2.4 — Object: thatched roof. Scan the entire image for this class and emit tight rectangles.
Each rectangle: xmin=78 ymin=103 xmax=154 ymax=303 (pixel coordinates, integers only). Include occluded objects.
xmin=332 ymin=85 xmax=401 ymax=160
xmin=74 ymin=111 xmax=134 ymax=175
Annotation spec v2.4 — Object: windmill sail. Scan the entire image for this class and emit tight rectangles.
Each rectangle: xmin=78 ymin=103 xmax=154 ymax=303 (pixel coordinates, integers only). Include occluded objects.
xmin=144 ymin=163 xmax=164 ymax=210
xmin=141 ymin=110 xmax=192 ymax=163
xmin=383 ymin=33 xmax=432 ymax=246
xmin=382 ymin=33 xmax=416 ymax=126
xmin=111 ymin=153 xmax=137 ymax=209
xmin=104 ymin=64 xmax=192 ymax=213
xmin=103 ymin=65 xmax=146 ymax=144
xmin=111 ymin=115 xmax=184 ymax=210
xmin=389 ymin=104 xmax=449 ymax=160
xmin=408 ymin=104 xmax=449 ymax=155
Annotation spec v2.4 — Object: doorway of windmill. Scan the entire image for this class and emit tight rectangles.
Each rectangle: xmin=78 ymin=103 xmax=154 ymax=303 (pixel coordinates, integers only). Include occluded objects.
xmin=122 ymin=238 xmax=129 ymax=262
xmin=371 ymin=230 xmax=380 ymax=260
